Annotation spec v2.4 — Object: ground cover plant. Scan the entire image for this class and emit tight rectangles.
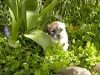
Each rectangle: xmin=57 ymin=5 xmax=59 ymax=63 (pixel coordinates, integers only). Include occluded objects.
xmin=0 ymin=0 xmax=100 ymax=75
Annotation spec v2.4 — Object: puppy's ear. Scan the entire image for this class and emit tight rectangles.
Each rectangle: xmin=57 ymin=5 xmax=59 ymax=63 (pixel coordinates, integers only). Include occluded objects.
xmin=44 ymin=24 xmax=50 ymax=34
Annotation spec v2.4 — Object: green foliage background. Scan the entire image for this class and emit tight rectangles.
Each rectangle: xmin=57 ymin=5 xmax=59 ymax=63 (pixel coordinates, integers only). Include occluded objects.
xmin=0 ymin=0 xmax=100 ymax=75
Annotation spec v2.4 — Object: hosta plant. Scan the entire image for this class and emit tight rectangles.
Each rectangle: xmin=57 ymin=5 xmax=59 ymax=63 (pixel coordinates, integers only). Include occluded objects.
xmin=4 ymin=0 xmax=61 ymax=49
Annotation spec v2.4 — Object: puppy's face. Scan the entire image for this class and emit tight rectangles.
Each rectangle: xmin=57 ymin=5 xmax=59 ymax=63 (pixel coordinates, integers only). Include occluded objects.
xmin=45 ymin=21 xmax=66 ymax=39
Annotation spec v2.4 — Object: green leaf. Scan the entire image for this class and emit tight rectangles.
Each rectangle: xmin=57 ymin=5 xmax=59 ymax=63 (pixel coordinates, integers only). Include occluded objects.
xmin=22 ymin=0 xmax=26 ymax=22
xmin=37 ymin=0 xmax=59 ymax=19
xmin=9 ymin=8 xmax=16 ymax=27
xmin=8 ymin=5 xmax=23 ymax=48
xmin=27 ymin=0 xmax=59 ymax=32
xmin=24 ymin=30 xmax=52 ymax=50
xmin=22 ymin=63 xmax=29 ymax=70
xmin=34 ymin=69 xmax=41 ymax=75
xmin=8 ymin=39 xmax=19 ymax=48
xmin=9 ymin=8 xmax=23 ymax=41
xmin=10 ymin=17 xmax=23 ymax=41
xmin=26 ymin=0 xmax=39 ymax=29
xmin=26 ymin=11 xmax=38 ymax=29
xmin=4 ymin=0 xmax=17 ymax=19
xmin=25 ymin=0 xmax=38 ymax=11
xmin=43 ymin=0 xmax=52 ymax=8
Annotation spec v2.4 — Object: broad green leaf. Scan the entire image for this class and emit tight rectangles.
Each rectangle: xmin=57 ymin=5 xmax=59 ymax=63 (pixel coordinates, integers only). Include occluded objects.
xmin=4 ymin=0 xmax=17 ymax=19
xmin=26 ymin=0 xmax=39 ymax=29
xmin=9 ymin=8 xmax=16 ymax=27
xmin=27 ymin=0 xmax=59 ymax=32
xmin=22 ymin=0 xmax=26 ymax=22
xmin=26 ymin=10 xmax=38 ymax=29
xmin=18 ymin=5 xmax=23 ymax=19
xmin=8 ymin=5 xmax=23 ymax=48
xmin=11 ymin=17 xmax=23 ymax=41
xmin=10 ymin=8 xmax=23 ymax=41
xmin=26 ymin=11 xmax=35 ymax=28
xmin=25 ymin=0 xmax=38 ymax=11
xmin=24 ymin=30 xmax=52 ymax=50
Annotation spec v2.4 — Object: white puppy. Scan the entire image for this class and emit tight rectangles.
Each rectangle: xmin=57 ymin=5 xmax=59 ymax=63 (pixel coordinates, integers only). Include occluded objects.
xmin=45 ymin=21 xmax=69 ymax=51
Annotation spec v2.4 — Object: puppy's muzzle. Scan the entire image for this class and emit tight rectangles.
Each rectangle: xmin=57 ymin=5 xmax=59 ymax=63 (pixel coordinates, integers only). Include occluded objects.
xmin=52 ymin=33 xmax=60 ymax=39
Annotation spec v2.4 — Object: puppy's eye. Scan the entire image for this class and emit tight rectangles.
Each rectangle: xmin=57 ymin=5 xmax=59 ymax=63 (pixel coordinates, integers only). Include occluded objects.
xmin=52 ymin=30 xmax=56 ymax=33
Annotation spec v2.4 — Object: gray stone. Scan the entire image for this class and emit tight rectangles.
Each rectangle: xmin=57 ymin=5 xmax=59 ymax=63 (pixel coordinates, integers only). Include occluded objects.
xmin=92 ymin=62 xmax=100 ymax=73
xmin=55 ymin=67 xmax=91 ymax=75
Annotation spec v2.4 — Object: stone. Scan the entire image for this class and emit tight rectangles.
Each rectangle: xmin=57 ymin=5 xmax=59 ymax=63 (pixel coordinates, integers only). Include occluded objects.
xmin=92 ymin=62 xmax=100 ymax=73
xmin=55 ymin=67 xmax=91 ymax=75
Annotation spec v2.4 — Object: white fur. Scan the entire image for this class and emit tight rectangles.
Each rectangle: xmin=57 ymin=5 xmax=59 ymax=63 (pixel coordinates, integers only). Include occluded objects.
xmin=51 ymin=21 xmax=69 ymax=51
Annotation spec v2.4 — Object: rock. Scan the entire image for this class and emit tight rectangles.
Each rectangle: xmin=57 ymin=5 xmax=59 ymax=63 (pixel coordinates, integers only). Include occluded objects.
xmin=55 ymin=67 xmax=91 ymax=75
xmin=92 ymin=62 xmax=100 ymax=73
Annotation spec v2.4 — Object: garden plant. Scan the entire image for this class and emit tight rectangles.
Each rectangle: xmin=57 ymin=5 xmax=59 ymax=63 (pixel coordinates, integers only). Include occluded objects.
xmin=0 ymin=0 xmax=100 ymax=75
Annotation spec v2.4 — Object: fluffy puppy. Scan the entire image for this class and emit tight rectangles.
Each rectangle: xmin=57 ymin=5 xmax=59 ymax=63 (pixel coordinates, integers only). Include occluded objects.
xmin=45 ymin=21 xmax=69 ymax=51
